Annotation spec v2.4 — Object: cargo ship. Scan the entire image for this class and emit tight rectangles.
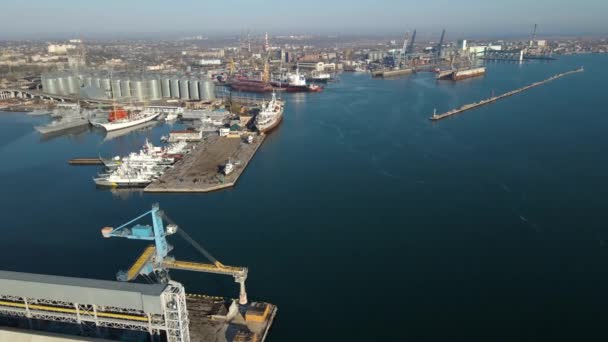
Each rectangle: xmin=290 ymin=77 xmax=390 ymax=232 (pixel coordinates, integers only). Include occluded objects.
xmin=229 ymin=79 xmax=274 ymax=93
xmin=285 ymin=69 xmax=323 ymax=93
xmin=437 ymin=66 xmax=486 ymax=81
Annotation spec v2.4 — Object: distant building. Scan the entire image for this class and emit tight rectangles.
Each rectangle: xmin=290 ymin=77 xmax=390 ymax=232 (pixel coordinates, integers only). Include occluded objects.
xmin=458 ymin=39 xmax=468 ymax=51
xmin=200 ymin=50 xmax=225 ymax=58
xmin=299 ymin=54 xmax=321 ymax=62
xmin=537 ymin=40 xmax=547 ymax=47
xmin=47 ymin=44 xmax=76 ymax=55
xmin=367 ymin=51 xmax=385 ymax=61
xmin=199 ymin=59 xmax=222 ymax=66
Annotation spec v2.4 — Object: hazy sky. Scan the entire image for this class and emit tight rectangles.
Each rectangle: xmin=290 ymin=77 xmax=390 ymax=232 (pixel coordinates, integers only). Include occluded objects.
xmin=0 ymin=0 xmax=605 ymax=39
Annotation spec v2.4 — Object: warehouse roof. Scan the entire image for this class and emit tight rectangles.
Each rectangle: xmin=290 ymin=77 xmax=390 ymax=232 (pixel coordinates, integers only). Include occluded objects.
xmin=0 ymin=270 xmax=166 ymax=314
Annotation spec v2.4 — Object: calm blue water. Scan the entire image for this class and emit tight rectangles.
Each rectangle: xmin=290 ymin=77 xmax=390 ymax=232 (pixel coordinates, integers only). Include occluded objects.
xmin=1 ymin=55 xmax=607 ymax=341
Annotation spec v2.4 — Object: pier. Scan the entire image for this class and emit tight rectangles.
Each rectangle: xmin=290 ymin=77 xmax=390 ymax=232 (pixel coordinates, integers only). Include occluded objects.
xmin=145 ymin=134 xmax=265 ymax=193
xmin=430 ymin=67 xmax=584 ymax=121
xmin=68 ymin=158 xmax=103 ymax=165
xmin=372 ymin=68 xmax=414 ymax=78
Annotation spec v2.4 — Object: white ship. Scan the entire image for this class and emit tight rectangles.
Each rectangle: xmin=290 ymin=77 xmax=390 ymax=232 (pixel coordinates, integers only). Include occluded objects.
xmin=308 ymin=71 xmax=332 ymax=83
xmin=94 ymin=164 xmax=154 ymax=188
xmin=255 ymin=92 xmax=284 ymax=134
xmin=28 ymin=109 xmax=51 ymax=116
xmin=94 ymin=109 xmax=160 ymax=132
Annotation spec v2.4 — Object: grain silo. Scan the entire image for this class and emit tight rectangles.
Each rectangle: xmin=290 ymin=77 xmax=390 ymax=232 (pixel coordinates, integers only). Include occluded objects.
xmin=132 ymin=79 xmax=146 ymax=102
xmin=179 ymin=78 xmax=190 ymax=100
xmin=56 ymin=75 xmax=67 ymax=95
xmin=66 ymin=75 xmax=79 ymax=95
xmin=189 ymin=79 xmax=200 ymax=100
xmin=161 ymin=77 xmax=171 ymax=98
xmin=111 ymin=79 xmax=121 ymax=98
xmin=120 ymin=79 xmax=131 ymax=99
xmin=147 ymin=77 xmax=161 ymax=101
xmin=199 ymin=78 xmax=216 ymax=101
xmin=170 ymin=78 xmax=180 ymax=99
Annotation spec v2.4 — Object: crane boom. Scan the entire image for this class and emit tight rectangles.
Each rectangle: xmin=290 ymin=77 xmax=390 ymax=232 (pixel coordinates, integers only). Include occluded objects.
xmin=530 ymin=24 xmax=538 ymax=47
xmin=407 ymin=29 xmax=416 ymax=55
xmin=102 ymin=204 xmax=250 ymax=304
xmin=436 ymin=29 xmax=446 ymax=59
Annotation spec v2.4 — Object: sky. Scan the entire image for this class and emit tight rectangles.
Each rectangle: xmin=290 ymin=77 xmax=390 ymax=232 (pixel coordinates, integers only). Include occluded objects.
xmin=0 ymin=0 xmax=606 ymax=39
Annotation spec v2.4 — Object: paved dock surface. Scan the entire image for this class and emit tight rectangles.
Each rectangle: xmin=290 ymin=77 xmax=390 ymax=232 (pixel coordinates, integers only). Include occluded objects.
xmin=187 ymin=296 xmax=277 ymax=342
xmin=145 ymin=134 xmax=265 ymax=193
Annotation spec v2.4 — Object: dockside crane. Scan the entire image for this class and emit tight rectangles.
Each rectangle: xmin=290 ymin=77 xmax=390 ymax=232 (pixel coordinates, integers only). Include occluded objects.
xmin=436 ymin=29 xmax=446 ymax=62
xmin=530 ymin=24 xmax=538 ymax=48
xmin=101 ymin=204 xmax=249 ymax=305
xmin=407 ymin=29 xmax=417 ymax=56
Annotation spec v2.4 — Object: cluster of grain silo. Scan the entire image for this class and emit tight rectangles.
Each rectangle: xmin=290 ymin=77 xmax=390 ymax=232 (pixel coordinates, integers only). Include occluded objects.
xmin=156 ymin=75 xmax=216 ymax=101
xmin=41 ymin=71 xmax=215 ymax=102
xmin=41 ymin=72 xmax=83 ymax=96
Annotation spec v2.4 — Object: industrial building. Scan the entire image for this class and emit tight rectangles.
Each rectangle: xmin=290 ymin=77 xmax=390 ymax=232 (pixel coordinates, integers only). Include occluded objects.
xmin=41 ymin=71 xmax=216 ymax=103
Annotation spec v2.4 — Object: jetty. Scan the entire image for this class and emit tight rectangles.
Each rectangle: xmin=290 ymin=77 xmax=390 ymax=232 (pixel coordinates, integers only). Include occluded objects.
xmin=69 ymin=158 xmax=103 ymax=165
xmin=430 ymin=67 xmax=584 ymax=121
xmin=144 ymin=134 xmax=265 ymax=193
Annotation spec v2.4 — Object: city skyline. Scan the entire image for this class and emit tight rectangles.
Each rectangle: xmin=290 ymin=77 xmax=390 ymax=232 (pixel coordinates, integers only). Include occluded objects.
xmin=0 ymin=0 xmax=606 ymax=39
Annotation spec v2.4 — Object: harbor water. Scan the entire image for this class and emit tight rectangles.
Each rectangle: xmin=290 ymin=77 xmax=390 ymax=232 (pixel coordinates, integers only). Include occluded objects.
xmin=1 ymin=54 xmax=608 ymax=341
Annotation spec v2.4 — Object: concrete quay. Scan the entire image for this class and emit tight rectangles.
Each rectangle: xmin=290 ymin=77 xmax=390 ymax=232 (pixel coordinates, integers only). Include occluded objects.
xmin=430 ymin=67 xmax=584 ymax=121
xmin=144 ymin=133 xmax=265 ymax=193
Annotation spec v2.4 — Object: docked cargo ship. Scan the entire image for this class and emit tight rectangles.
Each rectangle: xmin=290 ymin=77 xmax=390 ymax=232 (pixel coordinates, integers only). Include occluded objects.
xmin=285 ymin=69 xmax=323 ymax=93
xmin=437 ymin=66 xmax=487 ymax=81
xmin=229 ymin=79 xmax=273 ymax=93
xmin=255 ymin=92 xmax=284 ymax=133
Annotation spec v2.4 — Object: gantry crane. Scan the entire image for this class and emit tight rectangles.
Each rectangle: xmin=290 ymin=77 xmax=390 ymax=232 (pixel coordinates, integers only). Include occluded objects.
xmin=101 ymin=204 xmax=249 ymax=305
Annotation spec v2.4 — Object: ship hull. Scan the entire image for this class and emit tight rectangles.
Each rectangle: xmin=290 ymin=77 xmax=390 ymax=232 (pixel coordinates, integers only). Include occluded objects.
xmin=229 ymin=80 xmax=273 ymax=93
xmin=97 ymin=113 xmax=160 ymax=132
xmin=257 ymin=113 xmax=283 ymax=134
xmin=35 ymin=119 xmax=90 ymax=135
xmin=452 ymin=70 xmax=486 ymax=80
xmin=285 ymin=86 xmax=309 ymax=93
xmin=437 ymin=67 xmax=486 ymax=81
xmin=94 ymin=178 xmax=151 ymax=188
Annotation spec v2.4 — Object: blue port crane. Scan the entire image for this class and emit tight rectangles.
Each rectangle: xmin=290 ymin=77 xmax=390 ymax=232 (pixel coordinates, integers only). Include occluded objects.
xmin=101 ymin=204 xmax=249 ymax=304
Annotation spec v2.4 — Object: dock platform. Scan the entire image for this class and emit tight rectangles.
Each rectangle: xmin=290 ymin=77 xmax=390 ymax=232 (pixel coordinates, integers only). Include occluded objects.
xmin=69 ymin=158 xmax=103 ymax=165
xmin=430 ymin=67 xmax=584 ymax=121
xmin=144 ymin=134 xmax=265 ymax=193
xmin=187 ymin=295 xmax=277 ymax=342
